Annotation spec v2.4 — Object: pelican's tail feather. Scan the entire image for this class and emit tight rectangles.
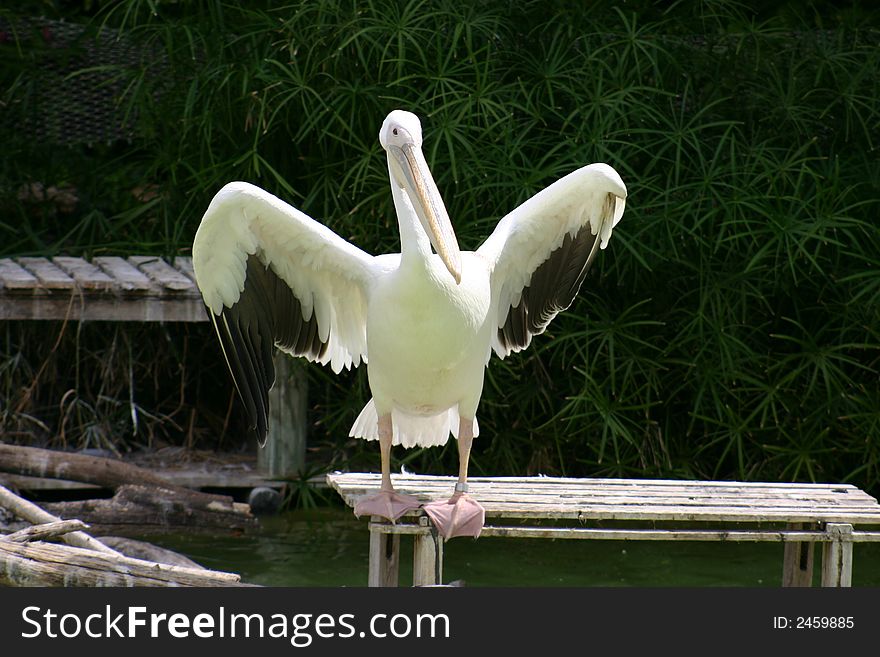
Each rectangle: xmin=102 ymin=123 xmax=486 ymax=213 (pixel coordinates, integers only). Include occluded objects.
xmin=350 ymin=399 xmax=479 ymax=448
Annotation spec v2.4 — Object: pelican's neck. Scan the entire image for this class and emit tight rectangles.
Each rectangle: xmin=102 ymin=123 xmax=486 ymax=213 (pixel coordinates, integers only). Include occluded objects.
xmin=389 ymin=164 xmax=433 ymax=267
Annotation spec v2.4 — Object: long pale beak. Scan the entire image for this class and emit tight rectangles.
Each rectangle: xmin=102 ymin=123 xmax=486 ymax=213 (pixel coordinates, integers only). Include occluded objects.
xmin=390 ymin=142 xmax=462 ymax=284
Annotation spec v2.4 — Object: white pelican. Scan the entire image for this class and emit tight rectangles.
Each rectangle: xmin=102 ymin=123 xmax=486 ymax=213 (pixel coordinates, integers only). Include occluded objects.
xmin=192 ymin=110 xmax=626 ymax=539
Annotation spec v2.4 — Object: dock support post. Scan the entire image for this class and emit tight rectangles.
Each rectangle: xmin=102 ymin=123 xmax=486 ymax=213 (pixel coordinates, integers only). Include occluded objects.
xmin=368 ymin=522 xmax=400 ymax=587
xmin=821 ymin=523 xmax=853 ymax=587
xmin=259 ymin=355 xmax=307 ymax=477
xmin=413 ymin=516 xmax=443 ymax=586
xmin=782 ymin=523 xmax=815 ymax=586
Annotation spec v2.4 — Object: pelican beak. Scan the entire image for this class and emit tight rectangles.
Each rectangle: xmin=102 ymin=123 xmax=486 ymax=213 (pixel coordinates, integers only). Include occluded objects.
xmin=391 ymin=142 xmax=462 ymax=284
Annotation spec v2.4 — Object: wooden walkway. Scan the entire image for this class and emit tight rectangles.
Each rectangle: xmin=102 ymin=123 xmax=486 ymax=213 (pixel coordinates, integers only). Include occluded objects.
xmin=0 ymin=255 xmax=206 ymax=322
xmin=327 ymin=472 xmax=880 ymax=587
xmin=0 ymin=254 xmax=305 ymax=480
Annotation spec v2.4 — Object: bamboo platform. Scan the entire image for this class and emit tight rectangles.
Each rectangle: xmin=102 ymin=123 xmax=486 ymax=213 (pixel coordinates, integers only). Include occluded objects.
xmin=326 ymin=472 xmax=880 ymax=587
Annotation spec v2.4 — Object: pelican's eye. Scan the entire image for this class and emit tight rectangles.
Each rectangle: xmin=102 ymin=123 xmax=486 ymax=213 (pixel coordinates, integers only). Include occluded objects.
xmin=392 ymin=128 xmax=398 ymax=136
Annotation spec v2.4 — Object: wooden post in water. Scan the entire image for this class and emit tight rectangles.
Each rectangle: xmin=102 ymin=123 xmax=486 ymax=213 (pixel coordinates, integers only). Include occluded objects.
xmin=821 ymin=523 xmax=853 ymax=587
xmin=782 ymin=522 xmax=815 ymax=586
xmin=368 ymin=522 xmax=400 ymax=587
xmin=258 ymin=354 xmax=307 ymax=477
xmin=413 ymin=516 xmax=443 ymax=586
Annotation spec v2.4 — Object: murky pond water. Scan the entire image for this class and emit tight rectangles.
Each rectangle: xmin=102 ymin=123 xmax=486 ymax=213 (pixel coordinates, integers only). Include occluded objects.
xmin=150 ymin=507 xmax=880 ymax=587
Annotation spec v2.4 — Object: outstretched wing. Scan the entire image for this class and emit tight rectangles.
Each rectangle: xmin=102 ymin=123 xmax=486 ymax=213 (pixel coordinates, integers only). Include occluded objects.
xmin=476 ymin=163 xmax=627 ymax=359
xmin=192 ymin=182 xmax=376 ymax=443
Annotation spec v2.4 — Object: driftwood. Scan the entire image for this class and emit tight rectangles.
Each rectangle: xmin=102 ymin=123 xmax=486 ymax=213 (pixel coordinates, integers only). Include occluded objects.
xmin=5 ymin=519 xmax=90 ymax=543
xmin=0 ymin=443 xmax=173 ymax=488
xmin=0 ymin=443 xmax=233 ymax=507
xmin=0 ymin=483 xmax=122 ymax=555
xmin=44 ymin=484 xmax=256 ymax=535
xmin=0 ymin=484 xmax=246 ymax=586
xmin=0 ymin=444 xmax=256 ymax=533
xmin=0 ymin=540 xmax=246 ymax=587
xmin=3 ymin=521 xmax=207 ymax=570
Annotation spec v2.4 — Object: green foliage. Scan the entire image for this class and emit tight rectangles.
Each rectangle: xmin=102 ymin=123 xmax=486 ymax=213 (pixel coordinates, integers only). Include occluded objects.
xmin=0 ymin=320 xmax=233 ymax=453
xmin=1 ymin=1 xmax=878 ymax=492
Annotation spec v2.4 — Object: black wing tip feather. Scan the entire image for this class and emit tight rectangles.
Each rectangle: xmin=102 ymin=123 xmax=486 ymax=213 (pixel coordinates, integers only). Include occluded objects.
xmin=207 ymin=254 xmax=331 ymax=446
xmin=497 ymin=222 xmax=603 ymax=354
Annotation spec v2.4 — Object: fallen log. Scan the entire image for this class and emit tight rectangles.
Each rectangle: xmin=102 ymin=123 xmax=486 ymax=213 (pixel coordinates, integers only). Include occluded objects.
xmin=0 ymin=482 xmax=247 ymax=586
xmin=4 ymin=519 xmax=89 ymax=543
xmin=0 ymin=443 xmax=173 ymax=488
xmin=0 ymin=483 xmax=122 ymax=555
xmin=2 ymin=519 xmax=206 ymax=570
xmin=0 ymin=444 xmax=237 ymax=510
xmin=44 ymin=484 xmax=257 ymax=535
xmin=0 ymin=540 xmax=248 ymax=587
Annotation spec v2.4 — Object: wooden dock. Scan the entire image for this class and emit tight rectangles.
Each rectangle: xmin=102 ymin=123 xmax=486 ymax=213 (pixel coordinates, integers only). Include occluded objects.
xmin=0 ymin=255 xmax=306 ymax=479
xmin=0 ymin=255 xmax=205 ymax=322
xmin=327 ymin=472 xmax=880 ymax=587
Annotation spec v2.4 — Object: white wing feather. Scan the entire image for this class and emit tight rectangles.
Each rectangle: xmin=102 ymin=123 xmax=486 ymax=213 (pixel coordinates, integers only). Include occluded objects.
xmin=476 ymin=163 xmax=627 ymax=358
xmin=192 ymin=181 xmax=376 ymax=373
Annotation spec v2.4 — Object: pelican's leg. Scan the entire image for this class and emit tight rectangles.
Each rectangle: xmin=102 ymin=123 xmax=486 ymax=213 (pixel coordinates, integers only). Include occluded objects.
xmin=353 ymin=413 xmax=421 ymax=521
xmin=422 ymin=417 xmax=486 ymax=539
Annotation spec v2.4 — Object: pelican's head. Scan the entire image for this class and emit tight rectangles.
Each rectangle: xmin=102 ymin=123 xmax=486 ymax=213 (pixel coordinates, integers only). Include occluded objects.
xmin=380 ymin=110 xmax=461 ymax=284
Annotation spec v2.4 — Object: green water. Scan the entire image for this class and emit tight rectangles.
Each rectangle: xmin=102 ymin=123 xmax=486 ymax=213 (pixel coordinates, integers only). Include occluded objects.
xmin=149 ymin=508 xmax=880 ymax=587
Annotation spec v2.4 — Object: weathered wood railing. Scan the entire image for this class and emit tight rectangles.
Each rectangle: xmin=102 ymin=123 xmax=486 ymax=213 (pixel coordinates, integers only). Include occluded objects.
xmin=327 ymin=473 xmax=880 ymax=587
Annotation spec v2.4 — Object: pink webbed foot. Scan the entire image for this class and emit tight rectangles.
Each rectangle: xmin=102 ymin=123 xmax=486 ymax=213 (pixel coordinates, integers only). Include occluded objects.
xmin=423 ymin=493 xmax=485 ymax=539
xmin=354 ymin=490 xmax=422 ymax=522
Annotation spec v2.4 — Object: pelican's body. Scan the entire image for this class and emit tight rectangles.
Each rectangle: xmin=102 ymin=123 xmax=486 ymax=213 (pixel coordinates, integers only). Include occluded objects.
xmin=361 ymin=252 xmax=491 ymax=445
xmin=193 ymin=110 xmax=626 ymax=538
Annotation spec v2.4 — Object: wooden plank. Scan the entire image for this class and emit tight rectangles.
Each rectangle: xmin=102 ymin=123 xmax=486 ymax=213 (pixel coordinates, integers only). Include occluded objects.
xmin=782 ymin=523 xmax=815 ymax=587
xmin=259 ymin=354 xmax=307 ymax=477
xmin=129 ymin=256 xmax=197 ymax=293
xmin=370 ymin=522 xmax=880 ymax=543
xmin=412 ymin=517 xmax=442 ymax=586
xmin=92 ymin=256 xmax=156 ymax=293
xmin=821 ymin=523 xmax=854 ymax=587
xmin=0 ymin=258 xmax=39 ymax=291
xmin=16 ymin=257 xmax=75 ymax=289
xmin=368 ymin=524 xmax=400 ymax=587
xmin=52 ymin=256 xmax=116 ymax=291
xmin=173 ymin=256 xmax=197 ymax=283
xmin=0 ymin=295 xmax=207 ymax=322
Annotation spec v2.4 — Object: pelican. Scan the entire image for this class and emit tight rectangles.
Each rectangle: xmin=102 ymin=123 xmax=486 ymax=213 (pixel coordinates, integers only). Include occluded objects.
xmin=192 ymin=110 xmax=626 ymax=539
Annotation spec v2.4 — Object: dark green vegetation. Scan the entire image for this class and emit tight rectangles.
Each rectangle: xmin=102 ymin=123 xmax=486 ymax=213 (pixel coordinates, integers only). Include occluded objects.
xmin=1 ymin=2 xmax=878 ymax=493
